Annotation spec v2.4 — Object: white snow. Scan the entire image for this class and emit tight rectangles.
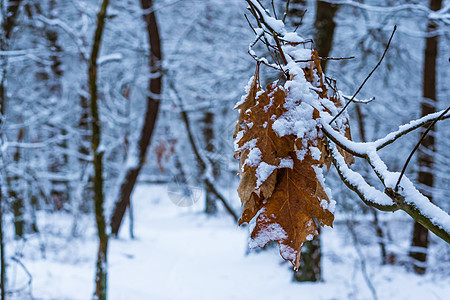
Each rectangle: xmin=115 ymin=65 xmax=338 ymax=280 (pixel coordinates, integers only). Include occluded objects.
xmin=234 ymin=75 xmax=255 ymax=109
xmin=310 ymin=146 xmax=322 ymax=161
xmin=329 ymin=143 xmax=395 ymax=207
xmin=256 ymin=162 xmax=277 ymax=188
xmin=282 ymin=32 xmax=304 ymax=43
xmin=8 ymin=185 xmax=450 ymax=300
xmin=248 ymin=0 xmax=286 ymax=34
xmin=385 ymin=173 xmax=450 ymax=234
xmin=322 ymin=115 xmax=450 ymax=233
xmin=243 ymin=147 xmax=262 ymax=168
xmin=279 ymin=158 xmax=294 ymax=169
xmin=249 ymin=222 xmax=287 ymax=249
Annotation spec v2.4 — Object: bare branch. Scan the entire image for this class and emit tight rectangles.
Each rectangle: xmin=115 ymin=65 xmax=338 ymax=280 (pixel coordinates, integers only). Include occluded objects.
xmin=282 ymin=0 xmax=291 ymax=23
xmin=169 ymin=80 xmax=238 ymax=222
xmin=295 ymin=56 xmax=355 ymax=63
xmin=330 ymin=25 xmax=396 ymax=124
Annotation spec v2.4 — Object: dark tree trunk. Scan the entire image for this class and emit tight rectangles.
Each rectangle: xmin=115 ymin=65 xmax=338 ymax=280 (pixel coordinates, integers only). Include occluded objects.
xmin=2 ymin=0 xmax=25 ymax=239
xmin=203 ymin=112 xmax=218 ymax=214
xmin=0 ymin=187 xmax=4 ymax=300
xmin=0 ymin=0 xmax=24 ymax=296
xmin=10 ymin=128 xmax=24 ymax=238
xmin=313 ymin=1 xmax=338 ymax=67
xmin=202 ymin=1 xmax=218 ymax=215
xmin=88 ymin=0 xmax=110 ymax=298
xmin=293 ymin=0 xmax=338 ymax=282
xmin=7 ymin=127 xmax=25 ymax=238
xmin=110 ymin=0 xmax=162 ymax=237
xmin=409 ymin=0 xmax=442 ymax=275
xmin=45 ymin=0 xmax=70 ymax=211
xmin=293 ymin=235 xmax=321 ymax=281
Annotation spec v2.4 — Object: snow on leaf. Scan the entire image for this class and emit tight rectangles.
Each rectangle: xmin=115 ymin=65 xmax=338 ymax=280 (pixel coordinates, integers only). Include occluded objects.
xmin=250 ymin=155 xmax=334 ymax=269
xmin=234 ymin=47 xmax=351 ymax=268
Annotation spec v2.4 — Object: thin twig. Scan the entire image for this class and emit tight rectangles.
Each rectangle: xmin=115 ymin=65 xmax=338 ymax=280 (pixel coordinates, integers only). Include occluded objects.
xmin=244 ymin=14 xmax=257 ymax=34
xmin=9 ymin=256 xmax=33 ymax=295
xmin=282 ymin=0 xmax=290 ymax=22
xmin=293 ymin=11 xmax=306 ymax=32
xmin=394 ymin=106 xmax=450 ymax=191
xmin=329 ymin=25 xmax=397 ymax=124
xmin=342 ymin=95 xmax=375 ymax=104
xmin=248 ymin=49 xmax=283 ymax=72
xmin=271 ymin=0 xmax=277 ymax=19
xmin=295 ymin=56 xmax=355 ymax=62
xmin=346 ymin=220 xmax=379 ymax=300
xmin=273 ymin=33 xmax=288 ymax=65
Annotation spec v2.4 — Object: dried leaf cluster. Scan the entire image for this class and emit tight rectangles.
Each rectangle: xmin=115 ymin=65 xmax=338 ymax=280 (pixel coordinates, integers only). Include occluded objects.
xmin=234 ymin=51 xmax=353 ymax=269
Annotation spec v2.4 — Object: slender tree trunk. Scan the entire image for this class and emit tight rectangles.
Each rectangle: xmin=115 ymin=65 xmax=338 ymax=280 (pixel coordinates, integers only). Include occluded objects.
xmin=313 ymin=1 xmax=338 ymax=64
xmin=0 ymin=188 xmax=4 ymax=300
xmin=10 ymin=129 xmax=24 ymax=238
xmin=0 ymin=0 xmax=24 ymax=295
xmin=203 ymin=111 xmax=218 ymax=215
xmin=293 ymin=0 xmax=338 ymax=282
xmin=110 ymin=0 xmax=162 ymax=237
xmin=45 ymin=0 xmax=70 ymax=210
xmin=409 ymin=0 xmax=441 ymax=275
xmin=201 ymin=1 xmax=218 ymax=215
xmin=88 ymin=0 xmax=110 ymax=298
xmin=1 ymin=0 xmax=24 ymax=239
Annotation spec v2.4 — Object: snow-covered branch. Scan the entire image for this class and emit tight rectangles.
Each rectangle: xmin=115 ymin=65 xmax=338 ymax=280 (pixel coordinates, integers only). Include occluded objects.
xmin=329 ymin=142 xmax=397 ymax=212
xmin=323 ymin=116 xmax=450 ymax=243
xmin=321 ymin=109 xmax=450 ymax=156
xmin=321 ymin=0 xmax=450 ymax=26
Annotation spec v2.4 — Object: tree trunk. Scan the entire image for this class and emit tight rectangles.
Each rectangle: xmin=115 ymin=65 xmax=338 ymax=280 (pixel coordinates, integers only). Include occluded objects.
xmin=313 ymin=1 xmax=338 ymax=66
xmin=0 ymin=0 xmax=24 ymax=295
xmin=10 ymin=129 xmax=24 ymax=238
xmin=293 ymin=0 xmax=338 ymax=282
xmin=409 ymin=0 xmax=441 ymax=275
xmin=203 ymin=112 xmax=218 ymax=215
xmin=199 ymin=1 xmax=218 ymax=215
xmin=0 ymin=187 xmax=4 ymax=300
xmin=88 ymin=0 xmax=110 ymax=298
xmin=293 ymin=235 xmax=321 ymax=281
xmin=110 ymin=0 xmax=162 ymax=237
xmin=45 ymin=0 xmax=70 ymax=211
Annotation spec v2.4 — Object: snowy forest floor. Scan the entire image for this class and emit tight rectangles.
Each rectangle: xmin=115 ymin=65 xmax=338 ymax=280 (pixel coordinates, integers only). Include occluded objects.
xmin=6 ymin=184 xmax=450 ymax=300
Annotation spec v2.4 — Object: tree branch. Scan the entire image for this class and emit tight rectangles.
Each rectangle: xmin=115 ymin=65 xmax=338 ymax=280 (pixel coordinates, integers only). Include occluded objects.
xmin=169 ymin=80 xmax=238 ymax=222
xmin=330 ymin=25 xmax=396 ymax=124
xmin=326 ymin=132 xmax=450 ymax=243
xmin=328 ymin=142 xmax=397 ymax=211
xmin=385 ymin=188 xmax=450 ymax=243
xmin=320 ymin=109 xmax=450 ymax=156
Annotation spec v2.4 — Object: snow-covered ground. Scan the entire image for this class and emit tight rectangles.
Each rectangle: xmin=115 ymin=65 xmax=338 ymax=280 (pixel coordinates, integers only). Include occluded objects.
xmin=6 ymin=184 xmax=450 ymax=299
